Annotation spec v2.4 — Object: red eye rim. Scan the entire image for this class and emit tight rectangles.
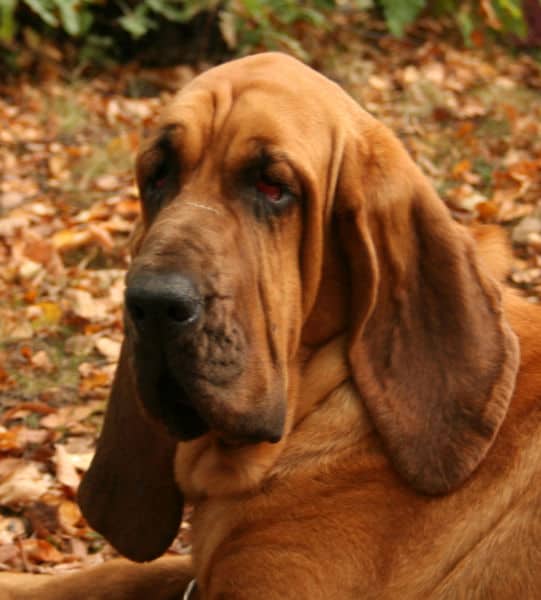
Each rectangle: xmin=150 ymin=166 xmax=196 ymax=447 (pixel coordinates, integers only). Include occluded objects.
xmin=256 ymin=179 xmax=282 ymax=201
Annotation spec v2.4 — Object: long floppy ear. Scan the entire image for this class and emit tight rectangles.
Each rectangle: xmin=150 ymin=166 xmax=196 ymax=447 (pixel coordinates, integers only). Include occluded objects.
xmin=78 ymin=341 xmax=183 ymax=561
xmin=336 ymin=122 xmax=520 ymax=495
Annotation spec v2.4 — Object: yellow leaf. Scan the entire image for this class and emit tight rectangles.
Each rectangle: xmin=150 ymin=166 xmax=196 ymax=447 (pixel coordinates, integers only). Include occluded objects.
xmin=36 ymin=302 xmax=62 ymax=325
xmin=52 ymin=229 xmax=92 ymax=251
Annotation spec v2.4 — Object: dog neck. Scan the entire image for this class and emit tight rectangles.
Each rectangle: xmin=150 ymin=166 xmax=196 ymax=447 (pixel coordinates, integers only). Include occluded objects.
xmin=174 ymin=333 xmax=374 ymax=500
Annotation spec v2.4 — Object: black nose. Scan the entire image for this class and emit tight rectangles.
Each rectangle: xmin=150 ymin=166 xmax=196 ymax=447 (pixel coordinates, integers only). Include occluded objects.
xmin=125 ymin=271 xmax=202 ymax=330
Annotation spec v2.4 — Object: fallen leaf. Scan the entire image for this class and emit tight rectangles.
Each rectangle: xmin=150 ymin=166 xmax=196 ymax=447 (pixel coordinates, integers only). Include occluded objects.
xmin=64 ymin=334 xmax=95 ymax=356
xmin=16 ymin=427 xmax=51 ymax=447
xmin=1 ymin=402 xmax=56 ymax=424
xmin=88 ymin=224 xmax=115 ymax=251
xmin=58 ymin=500 xmax=84 ymax=535
xmin=67 ymin=289 xmax=107 ymax=321
xmin=78 ymin=365 xmax=113 ymax=397
xmin=31 ymin=350 xmax=54 ymax=373
xmin=18 ymin=258 xmax=42 ymax=280
xmin=95 ymin=337 xmax=121 ymax=361
xmin=94 ymin=174 xmax=121 ymax=191
xmin=52 ymin=229 xmax=92 ymax=252
xmin=54 ymin=445 xmax=80 ymax=492
xmin=0 ymin=543 xmax=20 ymax=565
xmin=0 ymin=516 xmax=26 ymax=545
xmin=20 ymin=539 xmax=65 ymax=564
xmin=512 ymin=214 xmax=541 ymax=245
xmin=38 ymin=401 xmax=102 ymax=436
xmin=0 ymin=461 xmax=52 ymax=506
xmin=0 ymin=428 xmax=21 ymax=452
xmin=452 ymin=159 xmax=472 ymax=178
xmin=34 ymin=302 xmax=63 ymax=326
xmin=24 ymin=501 xmax=59 ymax=538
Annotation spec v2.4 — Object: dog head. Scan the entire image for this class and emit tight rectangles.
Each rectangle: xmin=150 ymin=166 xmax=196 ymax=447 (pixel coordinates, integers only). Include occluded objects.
xmin=79 ymin=53 xmax=519 ymax=561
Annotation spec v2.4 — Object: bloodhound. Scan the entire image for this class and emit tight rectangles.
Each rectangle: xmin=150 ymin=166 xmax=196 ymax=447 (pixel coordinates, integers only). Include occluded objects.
xmin=2 ymin=52 xmax=541 ymax=600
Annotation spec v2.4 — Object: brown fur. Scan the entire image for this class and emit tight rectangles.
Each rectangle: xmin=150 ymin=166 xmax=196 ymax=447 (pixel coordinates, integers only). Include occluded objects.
xmin=2 ymin=53 xmax=540 ymax=600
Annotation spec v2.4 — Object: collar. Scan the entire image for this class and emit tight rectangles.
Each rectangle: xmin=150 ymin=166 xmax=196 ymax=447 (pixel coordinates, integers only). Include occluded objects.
xmin=183 ymin=579 xmax=197 ymax=600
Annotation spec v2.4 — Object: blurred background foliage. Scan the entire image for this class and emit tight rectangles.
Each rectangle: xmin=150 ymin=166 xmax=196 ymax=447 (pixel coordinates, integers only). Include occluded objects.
xmin=0 ymin=0 xmax=539 ymax=72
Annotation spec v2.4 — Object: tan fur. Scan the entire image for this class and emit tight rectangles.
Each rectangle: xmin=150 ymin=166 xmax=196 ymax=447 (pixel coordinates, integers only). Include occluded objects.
xmin=2 ymin=53 xmax=540 ymax=600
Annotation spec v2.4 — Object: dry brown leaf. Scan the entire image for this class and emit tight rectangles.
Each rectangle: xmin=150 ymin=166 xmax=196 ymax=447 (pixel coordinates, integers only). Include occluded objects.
xmin=40 ymin=401 xmax=104 ymax=431
xmin=20 ymin=539 xmax=65 ymax=564
xmin=0 ymin=216 xmax=30 ymax=237
xmin=95 ymin=337 xmax=121 ymax=361
xmin=0 ymin=461 xmax=52 ymax=506
xmin=18 ymin=258 xmax=42 ymax=280
xmin=23 ymin=238 xmax=54 ymax=265
xmin=115 ymin=198 xmax=140 ymax=217
xmin=31 ymin=350 xmax=54 ymax=373
xmin=0 ymin=516 xmax=26 ymax=545
xmin=64 ymin=334 xmax=95 ymax=356
xmin=58 ymin=500 xmax=84 ymax=535
xmin=54 ymin=445 xmax=80 ymax=492
xmin=452 ymin=159 xmax=472 ymax=178
xmin=67 ymin=289 xmax=107 ymax=321
xmin=512 ymin=215 xmax=541 ymax=244
xmin=48 ymin=155 xmax=68 ymax=178
xmin=1 ymin=403 xmax=56 ymax=424
xmin=0 ymin=543 xmax=20 ymax=566
xmin=69 ymin=537 xmax=88 ymax=560
xmin=476 ymin=201 xmax=499 ymax=220
xmin=52 ymin=229 xmax=92 ymax=252
xmin=78 ymin=364 xmax=113 ymax=397
xmin=24 ymin=501 xmax=59 ymax=538
xmin=16 ymin=427 xmax=51 ymax=447
xmin=94 ymin=174 xmax=122 ymax=191
xmin=0 ymin=428 xmax=21 ymax=452
xmin=88 ymin=224 xmax=115 ymax=251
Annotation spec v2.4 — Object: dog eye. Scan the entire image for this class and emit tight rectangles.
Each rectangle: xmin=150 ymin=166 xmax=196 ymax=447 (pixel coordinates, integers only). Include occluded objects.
xmin=245 ymin=151 xmax=298 ymax=216
xmin=144 ymin=150 xmax=179 ymax=211
xmin=255 ymin=177 xmax=283 ymax=202
xmin=150 ymin=162 xmax=168 ymax=192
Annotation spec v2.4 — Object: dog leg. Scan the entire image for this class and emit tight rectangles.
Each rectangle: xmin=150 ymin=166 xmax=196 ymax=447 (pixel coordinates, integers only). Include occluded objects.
xmin=0 ymin=555 xmax=193 ymax=600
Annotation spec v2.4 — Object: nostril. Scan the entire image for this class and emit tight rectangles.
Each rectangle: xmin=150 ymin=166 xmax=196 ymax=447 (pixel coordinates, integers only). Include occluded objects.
xmin=125 ymin=272 xmax=202 ymax=330
xmin=167 ymin=300 xmax=199 ymax=324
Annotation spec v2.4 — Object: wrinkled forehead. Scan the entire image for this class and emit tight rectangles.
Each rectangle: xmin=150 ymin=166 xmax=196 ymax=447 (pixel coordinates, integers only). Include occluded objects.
xmin=158 ymin=53 xmax=355 ymax=169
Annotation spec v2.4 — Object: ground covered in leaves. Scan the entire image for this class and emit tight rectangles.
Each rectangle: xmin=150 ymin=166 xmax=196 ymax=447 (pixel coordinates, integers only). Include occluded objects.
xmin=1 ymin=27 xmax=540 ymax=574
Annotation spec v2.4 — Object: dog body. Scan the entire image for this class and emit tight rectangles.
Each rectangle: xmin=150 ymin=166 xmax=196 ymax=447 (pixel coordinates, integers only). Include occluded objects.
xmin=1 ymin=53 xmax=541 ymax=600
xmin=186 ymin=298 xmax=541 ymax=599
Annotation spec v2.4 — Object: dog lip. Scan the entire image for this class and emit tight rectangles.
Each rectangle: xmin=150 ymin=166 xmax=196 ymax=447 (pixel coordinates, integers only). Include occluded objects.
xmin=217 ymin=437 xmax=245 ymax=449
xmin=216 ymin=435 xmax=275 ymax=450
xmin=150 ymin=369 xmax=210 ymax=441
xmin=217 ymin=426 xmax=283 ymax=448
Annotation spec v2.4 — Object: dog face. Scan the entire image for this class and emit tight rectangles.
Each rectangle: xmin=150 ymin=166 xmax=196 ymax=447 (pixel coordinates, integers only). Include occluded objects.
xmin=127 ymin=90 xmax=307 ymax=447
xmin=125 ymin=54 xmax=363 ymax=454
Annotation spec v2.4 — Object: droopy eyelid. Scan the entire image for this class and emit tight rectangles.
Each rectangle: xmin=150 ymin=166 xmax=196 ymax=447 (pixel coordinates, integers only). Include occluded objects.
xmin=137 ymin=128 xmax=181 ymax=184
xmin=136 ymin=128 xmax=182 ymax=223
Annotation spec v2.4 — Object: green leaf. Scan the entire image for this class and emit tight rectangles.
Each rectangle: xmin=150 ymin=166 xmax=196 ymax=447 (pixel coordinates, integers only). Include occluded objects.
xmin=219 ymin=9 xmax=238 ymax=48
xmin=492 ymin=0 xmax=527 ymax=37
xmin=299 ymin=7 xmax=327 ymax=26
xmin=0 ymin=0 xmax=17 ymax=41
xmin=239 ymin=0 xmax=264 ymax=19
xmin=311 ymin=0 xmax=335 ymax=9
xmin=146 ymin=0 xmax=189 ymax=22
xmin=23 ymin=0 xmax=59 ymax=27
xmin=380 ymin=0 xmax=426 ymax=36
xmin=118 ymin=4 xmax=156 ymax=38
xmin=456 ymin=5 xmax=474 ymax=46
xmin=54 ymin=0 xmax=83 ymax=35
xmin=430 ymin=0 xmax=457 ymax=16
xmin=348 ymin=0 xmax=374 ymax=9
